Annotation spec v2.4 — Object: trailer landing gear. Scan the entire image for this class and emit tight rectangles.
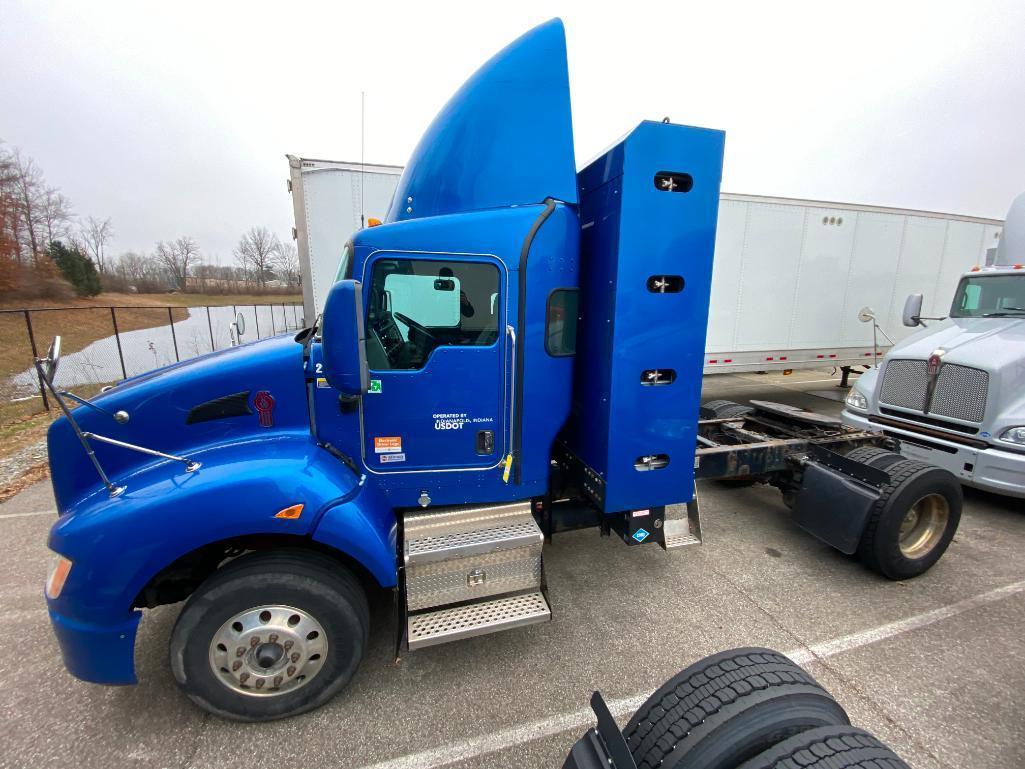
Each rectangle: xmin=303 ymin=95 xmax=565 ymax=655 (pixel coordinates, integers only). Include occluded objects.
xmin=563 ymin=647 xmax=910 ymax=769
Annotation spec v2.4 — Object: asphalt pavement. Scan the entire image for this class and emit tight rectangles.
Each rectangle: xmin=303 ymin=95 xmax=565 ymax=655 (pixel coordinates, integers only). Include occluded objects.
xmin=2 ymin=368 xmax=1023 ymax=769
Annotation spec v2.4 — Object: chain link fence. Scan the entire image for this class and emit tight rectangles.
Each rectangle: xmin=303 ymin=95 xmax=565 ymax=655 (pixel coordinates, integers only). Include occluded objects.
xmin=1 ymin=303 xmax=303 ymax=425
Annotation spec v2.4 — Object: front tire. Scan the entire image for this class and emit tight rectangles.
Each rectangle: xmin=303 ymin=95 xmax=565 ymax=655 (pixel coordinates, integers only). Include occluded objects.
xmin=169 ymin=550 xmax=369 ymax=721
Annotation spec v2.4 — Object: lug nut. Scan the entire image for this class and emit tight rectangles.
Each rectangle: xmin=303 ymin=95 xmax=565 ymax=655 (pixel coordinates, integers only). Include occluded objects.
xmin=274 ymin=675 xmax=283 ymax=687
xmin=250 ymin=637 xmax=260 ymax=646
xmin=240 ymin=672 xmax=250 ymax=683
xmin=269 ymin=633 xmax=279 ymax=643
xmin=255 ymin=679 xmax=265 ymax=689
xmin=236 ymin=647 xmax=246 ymax=657
xmin=232 ymin=660 xmax=242 ymax=671
xmin=287 ymin=665 xmax=296 ymax=677
xmin=283 ymin=640 xmax=294 ymax=651
xmin=290 ymin=652 xmax=300 ymax=663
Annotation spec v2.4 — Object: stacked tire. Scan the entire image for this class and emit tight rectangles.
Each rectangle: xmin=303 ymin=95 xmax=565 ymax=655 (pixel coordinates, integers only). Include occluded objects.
xmin=620 ymin=648 xmax=910 ymax=769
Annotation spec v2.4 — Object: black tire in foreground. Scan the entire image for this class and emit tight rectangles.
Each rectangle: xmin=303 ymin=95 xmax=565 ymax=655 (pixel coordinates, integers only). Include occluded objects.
xmin=737 ymin=725 xmax=911 ymax=769
xmin=844 ymin=446 xmax=905 ymax=470
xmin=169 ymin=549 xmax=370 ymax=721
xmin=856 ymin=458 xmax=962 ymax=580
xmin=700 ymin=399 xmax=754 ymax=420
xmin=623 ymin=648 xmax=849 ymax=769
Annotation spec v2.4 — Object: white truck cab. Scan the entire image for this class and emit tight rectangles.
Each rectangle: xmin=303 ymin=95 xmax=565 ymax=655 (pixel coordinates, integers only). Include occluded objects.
xmin=843 ymin=193 xmax=1025 ymax=498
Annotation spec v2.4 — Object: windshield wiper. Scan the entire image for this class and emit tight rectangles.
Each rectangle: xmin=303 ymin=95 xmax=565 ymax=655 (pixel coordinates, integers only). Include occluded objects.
xmin=981 ymin=309 xmax=1025 ymax=317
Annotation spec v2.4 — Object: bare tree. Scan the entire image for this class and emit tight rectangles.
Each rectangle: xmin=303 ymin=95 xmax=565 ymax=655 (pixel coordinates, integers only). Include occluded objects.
xmin=80 ymin=216 xmax=114 ymax=273
xmin=0 ymin=146 xmax=21 ymax=266
xmin=10 ymin=149 xmax=44 ymax=263
xmin=155 ymin=236 xmax=200 ymax=290
xmin=273 ymin=241 xmax=300 ymax=287
xmin=234 ymin=226 xmax=280 ymax=288
xmin=40 ymin=188 xmax=74 ymax=244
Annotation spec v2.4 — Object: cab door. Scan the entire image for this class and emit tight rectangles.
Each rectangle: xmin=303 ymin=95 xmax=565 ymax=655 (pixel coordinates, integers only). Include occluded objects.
xmin=359 ymin=252 xmax=507 ymax=473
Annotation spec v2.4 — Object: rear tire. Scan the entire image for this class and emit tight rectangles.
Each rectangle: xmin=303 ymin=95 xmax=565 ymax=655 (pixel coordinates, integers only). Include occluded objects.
xmin=844 ymin=446 xmax=904 ymax=470
xmin=169 ymin=549 xmax=369 ymax=721
xmin=857 ymin=459 xmax=962 ymax=580
xmin=623 ymin=648 xmax=849 ymax=769
xmin=700 ymin=400 xmax=754 ymax=419
xmin=737 ymin=725 xmax=911 ymax=769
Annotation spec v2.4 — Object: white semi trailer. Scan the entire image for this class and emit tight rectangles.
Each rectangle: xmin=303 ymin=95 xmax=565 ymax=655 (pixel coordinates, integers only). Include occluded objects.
xmin=287 ymin=155 xmax=1002 ymax=375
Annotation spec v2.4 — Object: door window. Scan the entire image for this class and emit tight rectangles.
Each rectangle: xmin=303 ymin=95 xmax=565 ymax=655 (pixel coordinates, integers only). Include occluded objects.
xmin=367 ymin=259 xmax=500 ymax=370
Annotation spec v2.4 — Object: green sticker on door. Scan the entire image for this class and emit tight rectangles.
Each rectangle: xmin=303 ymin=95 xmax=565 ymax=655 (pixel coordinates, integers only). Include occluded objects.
xmin=369 ymin=379 xmax=382 ymax=394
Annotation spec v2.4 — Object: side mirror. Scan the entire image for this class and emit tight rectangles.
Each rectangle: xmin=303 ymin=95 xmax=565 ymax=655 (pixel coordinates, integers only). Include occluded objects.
xmin=42 ymin=335 xmax=62 ymax=384
xmin=235 ymin=312 xmax=246 ymax=336
xmin=857 ymin=306 xmax=876 ymax=324
xmin=902 ymin=293 xmax=924 ymax=327
xmin=322 ymin=279 xmax=369 ymax=396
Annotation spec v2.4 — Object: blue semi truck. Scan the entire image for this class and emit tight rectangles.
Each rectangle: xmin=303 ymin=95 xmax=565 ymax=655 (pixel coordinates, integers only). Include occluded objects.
xmin=40 ymin=19 xmax=962 ymax=723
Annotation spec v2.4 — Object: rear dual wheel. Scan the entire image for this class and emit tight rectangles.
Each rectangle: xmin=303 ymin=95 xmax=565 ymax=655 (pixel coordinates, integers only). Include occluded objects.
xmin=856 ymin=459 xmax=962 ymax=580
xmin=624 ymin=648 xmax=849 ymax=769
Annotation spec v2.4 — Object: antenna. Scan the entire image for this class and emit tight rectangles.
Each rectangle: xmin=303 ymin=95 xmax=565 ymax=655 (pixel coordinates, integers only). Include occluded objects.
xmin=360 ymin=90 xmax=366 ymax=229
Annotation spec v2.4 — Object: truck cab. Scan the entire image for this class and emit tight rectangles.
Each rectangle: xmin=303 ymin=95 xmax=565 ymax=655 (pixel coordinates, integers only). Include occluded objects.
xmin=842 ymin=194 xmax=1025 ymax=498
xmin=41 ymin=18 xmax=966 ymax=723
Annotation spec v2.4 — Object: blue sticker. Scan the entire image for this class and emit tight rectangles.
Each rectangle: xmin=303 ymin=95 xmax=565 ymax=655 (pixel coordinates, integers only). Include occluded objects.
xmin=632 ymin=528 xmax=650 ymax=543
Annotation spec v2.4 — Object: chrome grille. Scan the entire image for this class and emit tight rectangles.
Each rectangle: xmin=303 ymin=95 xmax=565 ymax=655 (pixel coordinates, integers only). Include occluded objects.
xmin=878 ymin=360 xmax=928 ymax=411
xmin=879 ymin=359 xmax=988 ymax=424
xmin=931 ymin=364 xmax=989 ymax=422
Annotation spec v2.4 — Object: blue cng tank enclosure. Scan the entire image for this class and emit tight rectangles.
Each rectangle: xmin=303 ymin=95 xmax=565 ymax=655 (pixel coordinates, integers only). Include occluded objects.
xmin=385 ymin=18 xmax=578 ymax=222
xmin=564 ymin=121 xmax=725 ymax=513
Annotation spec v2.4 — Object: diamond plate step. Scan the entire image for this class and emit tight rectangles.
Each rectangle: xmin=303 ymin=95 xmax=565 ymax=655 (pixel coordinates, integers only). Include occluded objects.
xmin=407 ymin=591 xmax=551 ymax=650
xmin=404 ymin=502 xmax=542 ymax=566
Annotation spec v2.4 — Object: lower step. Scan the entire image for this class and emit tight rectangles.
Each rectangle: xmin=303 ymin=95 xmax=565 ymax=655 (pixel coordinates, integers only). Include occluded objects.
xmin=663 ymin=519 xmax=701 ymax=549
xmin=407 ymin=591 xmax=551 ymax=650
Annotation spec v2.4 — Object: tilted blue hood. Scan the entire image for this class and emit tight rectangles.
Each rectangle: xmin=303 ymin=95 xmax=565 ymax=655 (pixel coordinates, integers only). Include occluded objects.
xmin=386 ymin=18 xmax=578 ymax=223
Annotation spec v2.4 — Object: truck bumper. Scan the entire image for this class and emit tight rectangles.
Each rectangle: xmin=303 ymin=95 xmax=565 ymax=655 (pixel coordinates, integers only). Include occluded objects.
xmin=841 ymin=409 xmax=1025 ymax=499
xmin=48 ymin=607 xmax=141 ymax=685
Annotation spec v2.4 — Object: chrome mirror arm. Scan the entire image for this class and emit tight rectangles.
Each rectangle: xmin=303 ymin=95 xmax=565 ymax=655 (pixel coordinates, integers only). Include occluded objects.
xmin=59 ymin=391 xmax=129 ymax=424
xmin=81 ymin=432 xmax=200 ymax=473
xmin=33 ymin=359 xmax=126 ymax=498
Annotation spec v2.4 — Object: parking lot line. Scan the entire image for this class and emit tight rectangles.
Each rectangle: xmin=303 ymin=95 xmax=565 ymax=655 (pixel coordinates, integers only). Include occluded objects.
xmin=356 ymin=578 xmax=1025 ymax=769
xmin=0 ymin=509 xmax=55 ymax=520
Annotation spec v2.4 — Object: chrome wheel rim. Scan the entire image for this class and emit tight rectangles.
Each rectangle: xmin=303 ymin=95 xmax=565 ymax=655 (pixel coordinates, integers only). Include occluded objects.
xmin=209 ymin=605 xmax=328 ymax=697
xmin=898 ymin=493 xmax=949 ymax=559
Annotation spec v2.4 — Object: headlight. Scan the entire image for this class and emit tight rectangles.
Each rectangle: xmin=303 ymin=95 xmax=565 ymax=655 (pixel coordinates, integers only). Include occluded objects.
xmin=998 ymin=426 xmax=1025 ymax=446
xmin=844 ymin=389 xmax=868 ymax=411
xmin=45 ymin=554 xmax=73 ymax=599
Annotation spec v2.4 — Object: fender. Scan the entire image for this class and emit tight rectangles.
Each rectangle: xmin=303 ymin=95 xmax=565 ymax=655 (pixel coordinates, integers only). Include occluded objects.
xmin=48 ymin=433 xmax=369 ymax=627
xmin=311 ymin=477 xmax=398 ymax=588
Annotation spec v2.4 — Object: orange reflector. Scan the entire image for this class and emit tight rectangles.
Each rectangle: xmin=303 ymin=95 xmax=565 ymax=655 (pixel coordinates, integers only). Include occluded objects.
xmin=1014 ymin=264 xmax=1023 ymax=269
xmin=46 ymin=556 xmax=72 ymax=599
xmin=971 ymin=265 xmax=981 ymax=271
xmin=275 ymin=504 xmax=304 ymax=520
xmin=367 ymin=217 xmax=382 ymax=227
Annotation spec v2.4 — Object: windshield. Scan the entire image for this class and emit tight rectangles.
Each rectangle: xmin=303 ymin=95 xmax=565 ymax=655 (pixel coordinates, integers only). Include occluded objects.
xmin=950 ymin=274 xmax=1025 ymax=318
xmin=334 ymin=240 xmax=354 ymax=282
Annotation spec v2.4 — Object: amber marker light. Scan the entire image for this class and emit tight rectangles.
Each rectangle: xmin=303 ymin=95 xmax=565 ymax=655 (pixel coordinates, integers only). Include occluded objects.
xmin=275 ymin=504 xmax=304 ymax=520
xmin=367 ymin=217 xmax=382 ymax=227
xmin=46 ymin=555 xmax=73 ymax=599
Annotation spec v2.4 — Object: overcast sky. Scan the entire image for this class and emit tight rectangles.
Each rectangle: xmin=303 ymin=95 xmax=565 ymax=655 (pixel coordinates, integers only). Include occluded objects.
xmin=2 ymin=0 xmax=1023 ymax=264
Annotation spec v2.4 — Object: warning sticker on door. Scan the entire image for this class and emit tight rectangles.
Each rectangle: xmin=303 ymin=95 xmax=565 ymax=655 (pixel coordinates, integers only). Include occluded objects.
xmin=374 ymin=436 xmax=403 ymax=454
xmin=380 ymin=452 xmax=406 ymax=464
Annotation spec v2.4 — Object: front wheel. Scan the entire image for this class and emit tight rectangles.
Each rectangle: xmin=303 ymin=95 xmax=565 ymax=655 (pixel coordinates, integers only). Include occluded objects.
xmin=169 ymin=550 xmax=369 ymax=721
